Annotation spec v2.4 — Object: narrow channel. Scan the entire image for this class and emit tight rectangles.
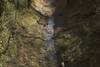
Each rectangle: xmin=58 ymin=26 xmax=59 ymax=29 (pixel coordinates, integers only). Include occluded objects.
xmin=44 ymin=17 xmax=58 ymax=67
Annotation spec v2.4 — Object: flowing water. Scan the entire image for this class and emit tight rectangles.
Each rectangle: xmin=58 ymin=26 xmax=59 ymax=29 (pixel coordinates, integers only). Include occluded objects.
xmin=44 ymin=17 xmax=58 ymax=67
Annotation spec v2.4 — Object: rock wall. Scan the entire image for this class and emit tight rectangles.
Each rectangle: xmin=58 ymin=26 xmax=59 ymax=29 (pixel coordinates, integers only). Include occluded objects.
xmin=0 ymin=0 xmax=48 ymax=67
xmin=54 ymin=0 xmax=100 ymax=67
xmin=0 ymin=0 xmax=100 ymax=67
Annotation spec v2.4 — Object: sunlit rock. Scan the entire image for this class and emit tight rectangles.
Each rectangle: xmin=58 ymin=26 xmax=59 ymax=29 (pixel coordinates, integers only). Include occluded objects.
xmin=31 ymin=0 xmax=56 ymax=16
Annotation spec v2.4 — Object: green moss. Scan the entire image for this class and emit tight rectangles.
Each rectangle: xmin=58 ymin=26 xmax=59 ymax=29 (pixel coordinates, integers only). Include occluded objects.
xmin=8 ymin=38 xmax=17 ymax=58
xmin=0 ymin=29 xmax=10 ymax=55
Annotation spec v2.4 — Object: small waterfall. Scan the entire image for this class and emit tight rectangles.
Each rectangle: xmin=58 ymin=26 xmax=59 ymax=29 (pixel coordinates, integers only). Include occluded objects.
xmin=44 ymin=17 xmax=58 ymax=67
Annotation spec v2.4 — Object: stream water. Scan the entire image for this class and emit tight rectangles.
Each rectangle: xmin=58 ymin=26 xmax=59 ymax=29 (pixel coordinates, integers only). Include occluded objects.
xmin=44 ymin=17 xmax=58 ymax=67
